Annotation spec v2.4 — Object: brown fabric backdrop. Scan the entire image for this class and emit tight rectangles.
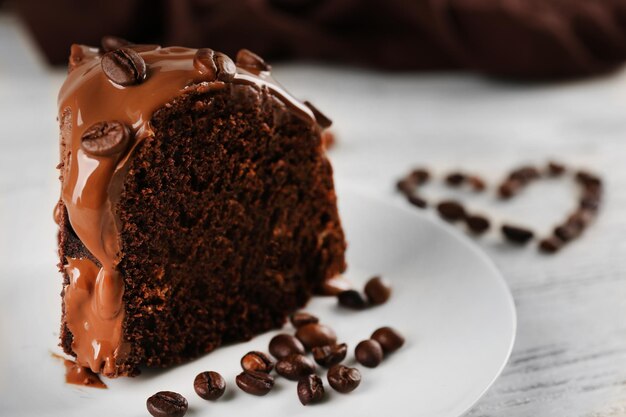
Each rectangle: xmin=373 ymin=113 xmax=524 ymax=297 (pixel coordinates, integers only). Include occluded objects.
xmin=14 ymin=0 xmax=626 ymax=79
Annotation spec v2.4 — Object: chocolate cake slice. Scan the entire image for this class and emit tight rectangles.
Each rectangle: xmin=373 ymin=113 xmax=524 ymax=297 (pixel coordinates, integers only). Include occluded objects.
xmin=55 ymin=39 xmax=346 ymax=377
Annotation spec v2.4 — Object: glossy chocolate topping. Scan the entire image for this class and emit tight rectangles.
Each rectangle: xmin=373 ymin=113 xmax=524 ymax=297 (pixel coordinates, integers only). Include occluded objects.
xmin=58 ymin=42 xmax=326 ymax=376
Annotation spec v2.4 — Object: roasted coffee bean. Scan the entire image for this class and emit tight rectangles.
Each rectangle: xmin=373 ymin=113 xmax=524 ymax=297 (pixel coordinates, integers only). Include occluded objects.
xmin=101 ymin=35 xmax=131 ymax=52
xmin=547 ymin=161 xmax=566 ymax=176
xmin=297 ymin=374 xmax=325 ymax=405
xmin=396 ymin=178 xmax=415 ymax=195
xmin=371 ymin=327 xmax=405 ymax=353
xmin=80 ymin=121 xmax=131 ymax=156
xmin=236 ymin=371 xmax=274 ymax=396
xmin=327 ymin=364 xmax=361 ymax=393
xmin=502 ymin=224 xmax=534 ymax=244
xmin=364 ymin=276 xmax=392 ymax=305
xmin=355 ymin=339 xmax=383 ymax=368
xmin=194 ymin=48 xmax=236 ymax=82
xmin=498 ymin=179 xmax=521 ymax=199
xmin=146 ymin=391 xmax=188 ymax=417
xmin=295 ymin=323 xmax=337 ymax=350
xmin=509 ymin=166 xmax=540 ymax=184
xmin=276 ymin=354 xmax=316 ymax=380
xmin=236 ymin=48 xmax=271 ymax=71
xmin=337 ymin=290 xmax=368 ymax=310
xmin=466 ymin=214 xmax=490 ymax=234
xmin=468 ymin=175 xmax=486 ymax=192
xmin=580 ymin=195 xmax=600 ymax=211
xmin=101 ymin=47 xmax=146 ymax=86
xmin=407 ymin=194 xmax=428 ymax=209
xmin=409 ymin=168 xmax=430 ymax=185
xmin=290 ymin=312 xmax=319 ymax=328
xmin=436 ymin=200 xmax=466 ymax=222
xmin=568 ymin=210 xmax=594 ymax=228
xmin=445 ymin=172 xmax=465 ymax=186
xmin=269 ymin=334 xmax=305 ymax=359
xmin=312 ymin=343 xmax=347 ymax=367
xmin=194 ymin=371 xmax=226 ymax=400
xmin=554 ymin=224 xmax=581 ymax=242
xmin=539 ymin=236 xmax=563 ymax=254
xmin=304 ymin=101 xmax=332 ymax=129
xmin=241 ymin=351 xmax=274 ymax=373
xmin=214 ymin=52 xmax=236 ymax=81
xmin=68 ymin=44 xmax=85 ymax=72
xmin=576 ymin=171 xmax=602 ymax=188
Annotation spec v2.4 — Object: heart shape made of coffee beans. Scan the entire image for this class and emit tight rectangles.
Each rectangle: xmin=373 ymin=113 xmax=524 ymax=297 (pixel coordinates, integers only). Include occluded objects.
xmin=396 ymin=161 xmax=602 ymax=254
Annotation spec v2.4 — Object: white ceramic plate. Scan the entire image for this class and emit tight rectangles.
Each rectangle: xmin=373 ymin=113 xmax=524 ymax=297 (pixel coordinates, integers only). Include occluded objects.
xmin=0 ymin=188 xmax=516 ymax=417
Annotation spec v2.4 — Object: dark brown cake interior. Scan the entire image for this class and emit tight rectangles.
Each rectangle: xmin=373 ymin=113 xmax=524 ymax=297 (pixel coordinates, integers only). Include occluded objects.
xmin=59 ymin=83 xmax=346 ymax=375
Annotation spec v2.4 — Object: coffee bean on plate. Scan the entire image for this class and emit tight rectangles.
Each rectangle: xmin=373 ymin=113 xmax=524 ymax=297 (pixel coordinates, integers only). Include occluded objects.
xmin=312 ymin=343 xmax=347 ymax=367
xmin=465 ymin=214 xmax=490 ymax=234
xmin=371 ymin=327 xmax=405 ymax=353
xmin=327 ymin=364 xmax=361 ymax=393
xmin=296 ymin=323 xmax=337 ymax=350
xmin=445 ymin=172 xmax=465 ymax=186
xmin=147 ymin=391 xmax=188 ymax=417
xmin=81 ymin=121 xmax=131 ymax=156
xmin=407 ymin=194 xmax=428 ymax=209
xmin=436 ymin=200 xmax=466 ymax=222
xmin=501 ymin=224 xmax=534 ymax=244
xmin=241 ymin=351 xmax=274 ymax=373
xmin=355 ymin=340 xmax=383 ymax=368
xmin=276 ymin=354 xmax=316 ymax=381
xmin=269 ymin=334 xmax=305 ymax=359
xmin=194 ymin=371 xmax=226 ymax=401
xmin=100 ymin=35 xmax=131 ymax=52
xmin=539 ymin=236 xmax=563 ymax=254
xmin=236 ymin=371 xmax=274 ymax=396
xmin=290 ymin=312 xmax=319 ymax=328
xmin=337 ymin=290 xmax=368 ymax=310
xmin=101 ymin=47 xmax=147 ymax=86
xmin=364 ymin=276 xmax=392 ymax=305
xmin=297 ymin=374 xmax=325 ymax=405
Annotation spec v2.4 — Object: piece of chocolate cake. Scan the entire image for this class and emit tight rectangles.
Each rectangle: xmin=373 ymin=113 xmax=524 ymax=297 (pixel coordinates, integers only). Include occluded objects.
xmin=55 ymin=40 xmax=346 ymax=377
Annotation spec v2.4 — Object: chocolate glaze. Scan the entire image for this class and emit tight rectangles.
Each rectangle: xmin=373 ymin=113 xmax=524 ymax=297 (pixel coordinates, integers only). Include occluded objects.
xmin=58 ymin=44 xmax=325 ymax=377
xmin=52 ymin=354 xmax=107 ymax=389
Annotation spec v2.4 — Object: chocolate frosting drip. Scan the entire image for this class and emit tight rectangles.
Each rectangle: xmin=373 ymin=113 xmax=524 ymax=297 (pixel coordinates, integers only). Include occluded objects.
xmin=58 ymin=43 xmax=323 ymax=376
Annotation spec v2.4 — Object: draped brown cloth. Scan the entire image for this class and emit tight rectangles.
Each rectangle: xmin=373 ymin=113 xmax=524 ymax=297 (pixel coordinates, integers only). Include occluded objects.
xmin=14 ymin=0 xmax=626 ymax=79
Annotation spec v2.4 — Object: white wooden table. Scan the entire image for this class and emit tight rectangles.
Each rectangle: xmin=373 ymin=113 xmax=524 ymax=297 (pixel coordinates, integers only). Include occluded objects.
xmin=2 ymin=13 xmax=626 ymax=416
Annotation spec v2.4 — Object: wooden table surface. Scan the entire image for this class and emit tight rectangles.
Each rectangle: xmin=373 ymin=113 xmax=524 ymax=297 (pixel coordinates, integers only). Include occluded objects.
xmin=2 ymin=13 xmax=626 ymax=416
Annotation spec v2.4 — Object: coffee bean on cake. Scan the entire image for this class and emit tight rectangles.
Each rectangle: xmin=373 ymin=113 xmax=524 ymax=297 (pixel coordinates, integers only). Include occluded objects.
xmin=296 ymin=324 xmax=337 ymax=350
xmin=194 ymin=371 xmax=226 ymax=400
xmin=364 ymin=276 xmax=392 ymax=305
xmin=235 ymin=48 xmax=270 ymax=72
xmin=297 ymin=374 xmax=325 ymax=405
xmin=236 ymin=371 xmax=274 ymax=396
xmin=241 ymin=351 xmax=274 ymax=373
xmin=80 ymin=121 xmax=131 ymax=157
xmin=327 ymin=364 xmax=361 ymax=393
xmin=101 ymin=47 xmax=146 ymax=86
xmin=269 ymin=334 xmax=306 ymax=359
xmin=146 ymin=391 xmax=188 ymax=417
xmin=355 ymin=340 xmax=384 ymax=368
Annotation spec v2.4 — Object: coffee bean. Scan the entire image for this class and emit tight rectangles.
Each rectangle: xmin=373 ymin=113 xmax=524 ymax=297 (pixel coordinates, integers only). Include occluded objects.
xmin=146 ymin=391 xmax=188 ymax=417
xmin=327 ymin=364 xmax=361 ymax=393
xmin=101 ymin=47 xmax=146 ymax=86
xmin=337 ymin=290 xmax=368 ymax=310
xmin=445 ymin=172 xmax=465 ymax=186
xmin=236 ymin=48 xmax=271 ymax=72
xmin=193 ymin=371 xmax=226 ymax=401
xmin=579 ymin=195 xmax=600 ymax=211
xmin=312 ymin=343 xmax=347 ymax=367
xmin=295 ymin=323 xmax=337 ymax=350
xmin=364 ymin=276 xmax=392 ymax=305
xmin=68 ymin=44 xmax=85 ymax=73
xmin=269 ymin=334 xmax=305 ymax=359
xmin=554 ymin=224 xmax=581 ymax=242
xmin=297 ymin=374 xmax=324 ymax=405
xmin=236 ymin=371 xmax=274 ymax=396
xmin=371 ymin=327 xmax=405 ymax=353
xmin=241 ymin=351 xmax=274 ymax=373
xmin=304 ymin=101 xmax=332 ymax=129
xmin=101 ymin=35 xmax=131 ymax=52
xmin=501 ymin=224 xmax=534 ymax=244
xmin=355 ymin=339 xmax=383 ymax=368
xmin=407 ymin=194 xmax=427 ymax=209
xmin=436 ymin=200 xmax=466 ymax=222
xmin=80 ymin=121 xmax=131 ymax=156
xmin=466 ymin=214 xmax=490 ymax=234
xmin=396 ymin=178 xmax=415 ymax=195
xmin=290 ymin=312 xmax=319 ymax=328
xmin=539 ymin=236 xmax=563 ymax=254
xmin=276 ymin=353 xmax=316 ymax=380
xmin=468 ymin=175 xmax=486 ymax=192
xmin=568 ymin=210 xmax=594 ymax=229
xmin=498 ymin=179 xmax=521 ymax=199
xmin=576 ymin=171 xmax=602 ymax=188
xmin=509 ymin=166 xmax=540 ymax=184
xmin=193 ymin=48 xmax=218 ymax=80
xmin=214 ymin=52 xmax=236 ymax=81
xmin=409 ymin=168 xmax=430 ymax=185
xmin=547 ymin=161 xmax=566 ymax=176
